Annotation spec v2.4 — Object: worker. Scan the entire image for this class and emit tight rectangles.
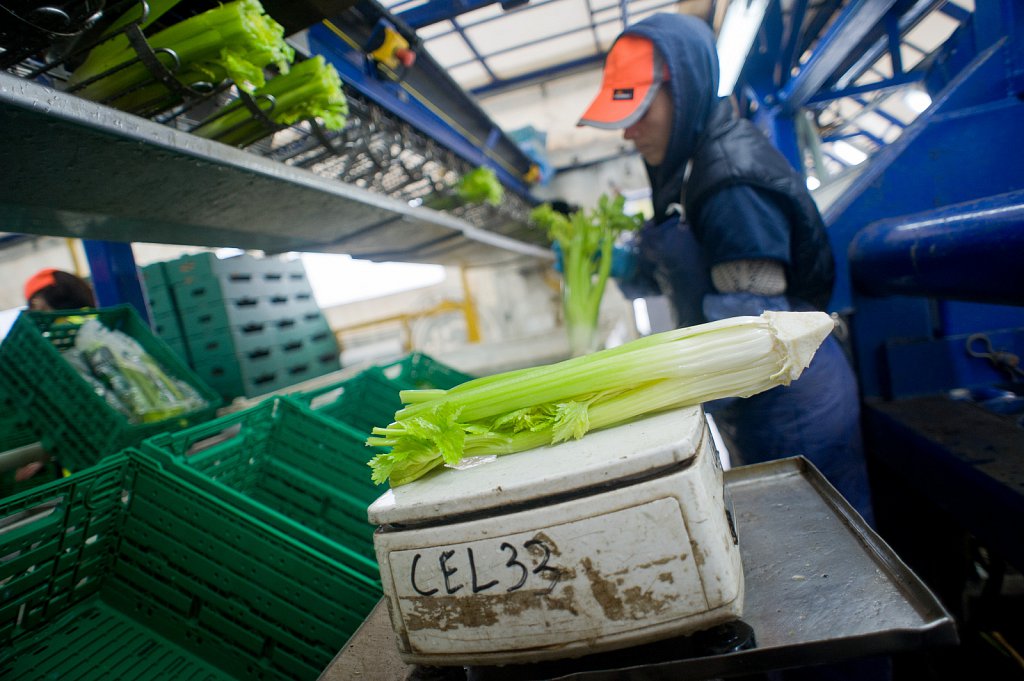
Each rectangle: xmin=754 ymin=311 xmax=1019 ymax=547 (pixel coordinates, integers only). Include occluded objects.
xmin=575 ymin=14 xmax=875 ymax=525
xmin=24 ymin=268 xmax=97 ymax=311
xmin=12 ymin=269 xmax=96 ymax=483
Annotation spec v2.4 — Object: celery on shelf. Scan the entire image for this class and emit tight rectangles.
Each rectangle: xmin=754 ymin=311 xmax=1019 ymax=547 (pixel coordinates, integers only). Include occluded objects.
xmin=532 ymin=194 xmax=642 ymax=356
xmin=69 ymin=0 xmax=293 ymax=113
xmin=192 ymin=56 xmax=348 ymax=147
xmin=423 ymin=166 xmax=505 ymax=211
xmin=72 ymin=0 xmax=183 ymax=80
xmin=457 ymin=166 xmax=504 ymax=206
xmin=367 ymin=310 xmax=836 ymax=486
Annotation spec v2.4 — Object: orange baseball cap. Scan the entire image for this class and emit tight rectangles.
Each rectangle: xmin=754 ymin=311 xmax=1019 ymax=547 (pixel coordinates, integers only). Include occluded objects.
xmin=24 ymin=268 xmax=58 ymax=302
xmin=578 ymin=35 xmax=666 ymax=130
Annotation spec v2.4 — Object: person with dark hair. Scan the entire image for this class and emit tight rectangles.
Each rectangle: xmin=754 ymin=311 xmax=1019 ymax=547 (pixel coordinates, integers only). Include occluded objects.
xmin=12 ymin=269 xmax=96 ymax=484
xmin=575 ymin=13 xmax=873 ymax=523
xmin=24 ymin=268 xmax=96 ymax=311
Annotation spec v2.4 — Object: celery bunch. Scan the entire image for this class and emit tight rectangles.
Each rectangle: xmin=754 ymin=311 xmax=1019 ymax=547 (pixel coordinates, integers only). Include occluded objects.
xmin=457 ymin=166 xmax=504 ymax=206
xmin=192 ymin=56 xmax=349 ymax=146
xmin=532 ymin=195 xmax=642 ymax=356
xmin=69 ymin=0 xmax=293 ymax=113
xmin=423 ymin=166 xmax=504 ymax=210
xmin=72 ymin=319 xmax=209 ymax=423
xmin=368 ymin=310 xmax=835 ymax=486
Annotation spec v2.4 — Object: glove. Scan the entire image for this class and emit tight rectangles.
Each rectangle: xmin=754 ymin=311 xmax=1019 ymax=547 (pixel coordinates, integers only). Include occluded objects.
xmin=610 ymin=239 xmax=638 ymax=281
xmin=552 ymin=241 xmax=564 ymax=273
xmin=551 ymin=240 xmax=637 ymax=280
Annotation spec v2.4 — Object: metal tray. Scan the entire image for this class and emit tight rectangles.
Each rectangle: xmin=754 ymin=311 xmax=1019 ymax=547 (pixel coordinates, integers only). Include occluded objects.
xmin=319 ymin=457 xmax=957 ymax=680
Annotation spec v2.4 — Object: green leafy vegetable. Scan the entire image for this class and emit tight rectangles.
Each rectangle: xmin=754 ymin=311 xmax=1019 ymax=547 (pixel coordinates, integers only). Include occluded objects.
xmin=69 ymin=0 xmax=293 ymax=114
xmin=457 ymin=166 xmax=504 ymax=206
xmin=367 ymin=310 xmax=836 ymax=486
xmin=531 ymin=194 xmax=642 ymax=356
xmin=192 ymin=56 xmax=348 ymax=146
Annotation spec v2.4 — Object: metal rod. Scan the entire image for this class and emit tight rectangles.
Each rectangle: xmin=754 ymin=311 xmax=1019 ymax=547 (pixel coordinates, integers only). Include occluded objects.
xmin=849 ymin=190 xmax=1024 ymax=306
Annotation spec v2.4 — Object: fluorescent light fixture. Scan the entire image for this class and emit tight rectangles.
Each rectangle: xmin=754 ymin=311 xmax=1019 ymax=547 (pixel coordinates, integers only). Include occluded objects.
xmin=833 ymin=140 xmax=868 ymax=166
xmin=903 ymin=89 xmax=932 ymax=114
xmin=806 ymin=175 xmax=821 ymax=190
xmin=717 ymin=0 xmax=770 ymax=96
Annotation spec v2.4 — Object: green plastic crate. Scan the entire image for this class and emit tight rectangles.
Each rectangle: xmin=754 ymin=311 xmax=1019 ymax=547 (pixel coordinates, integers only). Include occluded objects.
xmin=0 ymin=451 xmax=380 ymax=680
xmin=191 ymin=353 xmax=280 ymax=400
xmin=141 ymin=397 xmax=382 ymax=574
xmin=0 ymin=383 xmax=38 ymax=454
xmin=150 ymin=308 xmax=183 ymax=340
xmin=380 ymin=351 xmax=474 ymax=390
xmin=165 ymin=253 xmax=309 ymax=295
xmin=165 ymin=254 xmax=315 ymax=318
xmin=0 ymin=306 xmax=222 ymax=471
xmin=186 ymin=316 xmax=334 ymax=365
xmin=294 ymin=353 xmax=472 ymax=437
xmin=294 ymin=367 xmax=405 ymax=438
xmin=187 ymin=319 xmax=339 ymax=400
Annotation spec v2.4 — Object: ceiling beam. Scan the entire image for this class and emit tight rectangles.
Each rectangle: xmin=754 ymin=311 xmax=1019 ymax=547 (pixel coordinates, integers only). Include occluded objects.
xmin=398 ymin=0 xmax=506 ymax=30
xmin=471 ymin=52 xmax=607 ymax=97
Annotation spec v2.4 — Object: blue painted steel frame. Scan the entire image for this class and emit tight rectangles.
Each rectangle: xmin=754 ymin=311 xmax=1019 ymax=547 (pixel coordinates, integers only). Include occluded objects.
xmin=825 ymin=1 xmax=1024 ymax=399
xmin=83 ymin=240 xmax=151 ymax=324
xmin=778 ymin=0 xmax=898 ymax=113
xmin=739 ymin=0 xmax=1024 ymax=401
xmin=848 ymin=190 xmax=1024 ymax=307
xmin=308 ymin=22 xmax=534 ymax=199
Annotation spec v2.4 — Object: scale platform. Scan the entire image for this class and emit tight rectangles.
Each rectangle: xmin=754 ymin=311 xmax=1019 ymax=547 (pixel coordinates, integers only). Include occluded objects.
xmin=319 ymin=457 xmax=957 ymax=680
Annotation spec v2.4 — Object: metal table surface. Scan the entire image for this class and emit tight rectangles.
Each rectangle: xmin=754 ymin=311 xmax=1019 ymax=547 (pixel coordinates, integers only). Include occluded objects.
xmin=319 ymin=457 xmax=956 ymax=680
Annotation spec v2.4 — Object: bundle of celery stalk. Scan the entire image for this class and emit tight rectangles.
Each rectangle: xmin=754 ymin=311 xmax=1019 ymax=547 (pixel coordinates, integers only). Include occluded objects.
xmin=68 ymin=319 xmax=210 ymax=424
xmin=368 ymin=310 xmax=836 ymax=486
xmin=191 ymin=56 xmax=349 ymax=146
xmin=68 ymin=0 xmax=294 ymax=113
xmin=422 ymin=166 xmax=505 ymax=210
xmin=531 ymin=195 xmax=642 ymax=356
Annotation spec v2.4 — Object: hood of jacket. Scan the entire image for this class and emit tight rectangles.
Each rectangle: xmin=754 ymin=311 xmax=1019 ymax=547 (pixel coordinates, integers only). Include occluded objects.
xmin=623 ymin=13 xmax=725 ymax=222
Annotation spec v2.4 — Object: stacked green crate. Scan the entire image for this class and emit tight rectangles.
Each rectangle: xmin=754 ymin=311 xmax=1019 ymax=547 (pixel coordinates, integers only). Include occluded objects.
xmin=295 ymin=352 xmax=475 ymax=438
xmin=0 ymin=305 xmax=221 ymax=472
xmin=141 ymin=261 xmax=190 ymax=363
xmin=0 ymin=381 xmax=38 ymax=453
xmin=164 ymin=253 xmax=340 ymax=399
xmin=141 ymin=396 xmax=383 ymax=571
xmin=0 ymin=451 xmax=380 ymax=680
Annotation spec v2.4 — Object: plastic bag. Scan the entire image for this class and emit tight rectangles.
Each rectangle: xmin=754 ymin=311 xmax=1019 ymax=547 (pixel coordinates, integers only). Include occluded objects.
xmin=71 ymin=319 xmax=208 ymax=423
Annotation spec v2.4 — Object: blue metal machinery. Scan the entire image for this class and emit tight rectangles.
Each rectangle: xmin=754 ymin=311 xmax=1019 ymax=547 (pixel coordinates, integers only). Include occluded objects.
xmin=740 ymin=0 xmax=1024 ymax=385
xmin=741 ymin=1 xmax=1024 ymax=665
xmin=308 ymin=0 xmax=538 ymax=198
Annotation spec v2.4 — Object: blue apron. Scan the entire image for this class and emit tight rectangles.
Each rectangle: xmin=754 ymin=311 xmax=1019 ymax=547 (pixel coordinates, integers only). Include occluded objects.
xmin=622 ymin=216 xmax=875 ymax=525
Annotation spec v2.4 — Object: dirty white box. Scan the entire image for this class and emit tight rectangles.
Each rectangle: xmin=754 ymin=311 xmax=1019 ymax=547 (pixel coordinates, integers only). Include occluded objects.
xmin=367 ymin=406 xmax=744 ymax=666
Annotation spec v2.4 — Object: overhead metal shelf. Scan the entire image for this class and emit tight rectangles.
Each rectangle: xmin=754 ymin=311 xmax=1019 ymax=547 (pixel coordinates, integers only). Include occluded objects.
xmin=0 ymin=73 xmax=551 ymax=266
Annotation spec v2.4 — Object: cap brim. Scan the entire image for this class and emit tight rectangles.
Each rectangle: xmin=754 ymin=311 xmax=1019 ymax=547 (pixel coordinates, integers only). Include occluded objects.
xmin=578 ymin=79 xmax=661 ymax=130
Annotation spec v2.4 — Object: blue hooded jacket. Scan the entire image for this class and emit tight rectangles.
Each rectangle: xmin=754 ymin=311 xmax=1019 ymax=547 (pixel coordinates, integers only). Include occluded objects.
xmin=615 ymin=15 xmax=872 ymax=525
xmin=619 ymin=13 xmax=835 ymax=320
xmin=624 ymin=14 xmax=721 ymax=222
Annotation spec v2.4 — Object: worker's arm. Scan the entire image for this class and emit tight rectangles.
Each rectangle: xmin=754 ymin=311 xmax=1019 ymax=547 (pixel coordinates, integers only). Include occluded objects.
xmin=693 ymin=185 xmax=794 ymax=320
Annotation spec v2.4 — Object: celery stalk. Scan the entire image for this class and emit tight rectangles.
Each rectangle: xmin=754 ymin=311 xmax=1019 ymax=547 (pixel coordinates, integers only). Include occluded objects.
xmin=192 ymin=56 xmax=348 ymax=146
xmin=367 ymin=311 xmax=836 ymax=486
xmin=69 ymin=0 xmax=293 ymax=112
xmin=532 ymin=195 xmax=642 ymax=356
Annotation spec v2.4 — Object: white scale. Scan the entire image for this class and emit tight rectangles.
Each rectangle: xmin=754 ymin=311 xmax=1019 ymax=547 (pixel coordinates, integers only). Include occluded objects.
xmin=368 ymin=406 xmax=744 ymax=666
